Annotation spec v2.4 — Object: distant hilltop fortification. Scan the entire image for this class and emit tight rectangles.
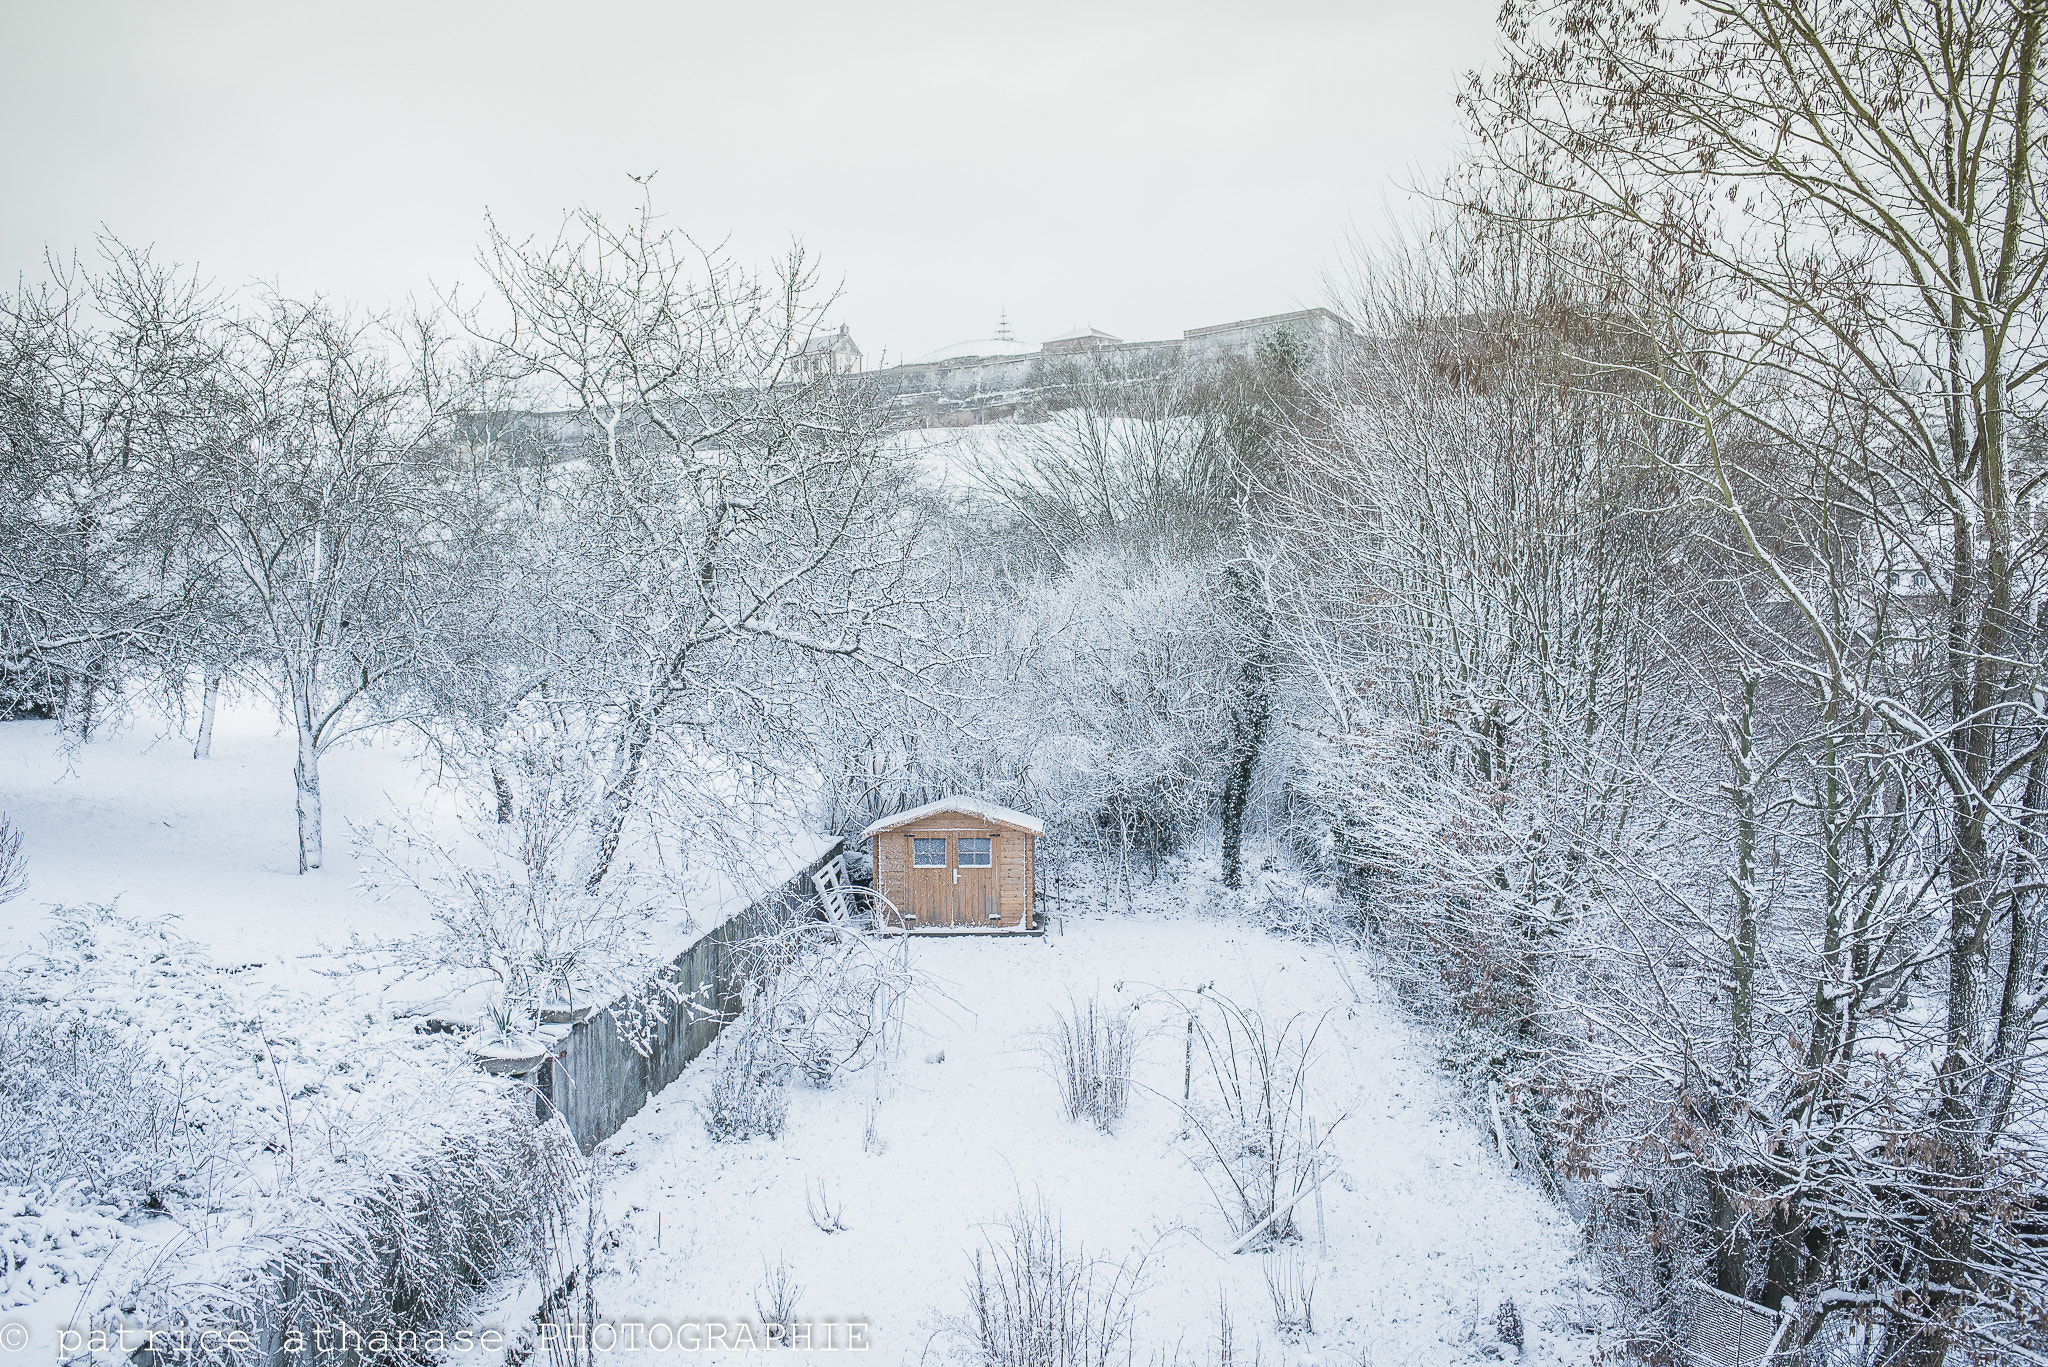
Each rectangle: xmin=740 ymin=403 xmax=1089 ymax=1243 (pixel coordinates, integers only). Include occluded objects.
xmin=810 ymin=307 xmax=1355 ymax=428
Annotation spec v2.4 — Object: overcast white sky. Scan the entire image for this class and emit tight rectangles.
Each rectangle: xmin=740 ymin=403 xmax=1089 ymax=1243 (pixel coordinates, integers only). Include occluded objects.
xmin=1 ymin=0 xmax=1498 ymax=363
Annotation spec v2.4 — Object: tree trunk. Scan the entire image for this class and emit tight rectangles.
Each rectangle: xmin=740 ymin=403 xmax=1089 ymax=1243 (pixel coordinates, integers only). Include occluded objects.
xmin=586 ymin=704 xmax=656 ymax=892
xmin=193 ymin=669 xmax=222 ymax=759
xmin=1706 ymin=1174 xmax=1753 ymax=1300
xmin=1220 ymin=568 xmax=1274 ymax=891
xmin=291 ymin=678 xmax=323 ymax=874
xmin=493 ymin=765 xmax=515 ymax=824
xmin=1220 ymin=747 xmax=1260 ymax=891
xmin=58 ymin=666 xmax=100 ymax=741
xmin=1724 ymin=672 xmax=1760 ymax=1095
xmin=1979 ymin=740 xmax=2048 ymax=1137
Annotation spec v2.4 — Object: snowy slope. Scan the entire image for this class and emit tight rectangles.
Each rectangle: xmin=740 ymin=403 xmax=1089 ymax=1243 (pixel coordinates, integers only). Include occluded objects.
xmin=0 ymin=705 xmax=831 ymax=1012
xmin=0 ymin=705 xmax=454 ymax=969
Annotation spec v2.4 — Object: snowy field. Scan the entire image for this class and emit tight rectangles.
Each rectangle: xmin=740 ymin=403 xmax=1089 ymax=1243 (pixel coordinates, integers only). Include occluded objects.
xmin=0 ymin=706 xmax=458 ymax=980
xmin=0 ymin=707 xmax=826 ymax=1006
xmin=573 ymin=892 xmax=1612 ymax=1366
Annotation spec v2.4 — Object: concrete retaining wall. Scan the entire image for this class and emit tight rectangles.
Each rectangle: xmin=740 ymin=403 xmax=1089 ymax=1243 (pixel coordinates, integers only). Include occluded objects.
xmin=534 ymin=841 xmax=845 ymax=1152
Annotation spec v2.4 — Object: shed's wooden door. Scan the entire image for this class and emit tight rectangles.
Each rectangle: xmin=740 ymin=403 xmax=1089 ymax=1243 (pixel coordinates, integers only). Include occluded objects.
xmin=902 ymin=837 xmax=949 ymax=928
xmin=949 ymin=839 xmax=999 ymax=927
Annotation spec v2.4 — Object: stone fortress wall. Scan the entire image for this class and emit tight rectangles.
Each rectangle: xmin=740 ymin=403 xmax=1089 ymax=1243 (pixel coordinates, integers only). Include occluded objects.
xmin=855 ymin=307 xmax=1355 ymax=427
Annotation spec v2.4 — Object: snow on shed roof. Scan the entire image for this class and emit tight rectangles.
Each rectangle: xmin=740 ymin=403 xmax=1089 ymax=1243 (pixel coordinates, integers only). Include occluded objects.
xmin=861 ymin=797 xmax=1045 ymax=837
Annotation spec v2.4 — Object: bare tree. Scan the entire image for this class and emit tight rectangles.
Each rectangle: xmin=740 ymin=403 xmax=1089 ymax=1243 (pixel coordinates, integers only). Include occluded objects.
xmin=471 ymin=195 xmax=929 ymax=891
xmin=192 ymin=294 xmax=458 ymax=872
xmin=1465 ymin=0 xmax=2048 ymax=1355
xmin=0 ymin=243 xmax=221 ymax=737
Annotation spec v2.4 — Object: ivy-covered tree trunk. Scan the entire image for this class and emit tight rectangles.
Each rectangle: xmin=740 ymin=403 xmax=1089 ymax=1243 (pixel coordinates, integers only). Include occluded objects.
xmin=1219 ymin=565 xmax=1274 ymax=891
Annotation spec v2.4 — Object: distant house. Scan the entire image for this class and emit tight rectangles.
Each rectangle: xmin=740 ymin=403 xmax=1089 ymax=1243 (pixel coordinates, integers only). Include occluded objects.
xmin=861 ymin=797 xmax=1042 ymax=933
xmin=1041 ymin=323 xmax=1124 ymax=355
xmin=791 ymin=324 xmax=863 ymax=380
xmin=1883 ymin=566 xmax=1937 ymax=595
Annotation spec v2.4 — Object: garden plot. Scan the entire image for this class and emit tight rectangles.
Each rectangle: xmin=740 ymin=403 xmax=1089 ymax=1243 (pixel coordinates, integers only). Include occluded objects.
xmin=581 ymin=895 xmax=1613 ymax=1365
xmin=0 ymin=706 xmax=833 ymax=1365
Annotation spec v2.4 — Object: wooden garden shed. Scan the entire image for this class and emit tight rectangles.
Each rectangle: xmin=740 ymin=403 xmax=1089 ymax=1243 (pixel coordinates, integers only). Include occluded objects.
xmin=862 ymin=798 xmax=1043 ymax=933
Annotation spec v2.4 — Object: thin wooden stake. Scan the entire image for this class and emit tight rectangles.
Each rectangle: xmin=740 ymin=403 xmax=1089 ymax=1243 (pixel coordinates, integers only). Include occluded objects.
xmin=1312 ymin=1145 xmax=1327 ymax=1257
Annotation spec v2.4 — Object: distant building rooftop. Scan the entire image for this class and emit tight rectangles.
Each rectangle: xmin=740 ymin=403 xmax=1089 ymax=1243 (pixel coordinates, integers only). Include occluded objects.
xmin=912 ymin=337 xmax=1037 ymax=364
xmin=1042 ymin=323 xmax=1124 ymax=353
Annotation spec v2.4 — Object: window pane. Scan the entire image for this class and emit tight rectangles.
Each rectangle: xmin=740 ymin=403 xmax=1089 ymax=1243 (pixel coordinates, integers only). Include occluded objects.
xmin=913 ymin=838 xmax=946 ymax=867
xmin=959 ymin=837 xmax=992 ymax=867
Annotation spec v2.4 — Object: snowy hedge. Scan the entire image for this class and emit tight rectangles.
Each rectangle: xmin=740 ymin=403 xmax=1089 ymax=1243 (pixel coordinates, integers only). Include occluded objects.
xmin=1 ymin=906 xmax=573 ymax=1363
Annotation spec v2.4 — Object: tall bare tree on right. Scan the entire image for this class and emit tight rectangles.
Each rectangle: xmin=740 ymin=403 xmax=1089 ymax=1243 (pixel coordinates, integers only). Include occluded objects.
xmin=1466 ymin=0 xmax=2046 ymax=1358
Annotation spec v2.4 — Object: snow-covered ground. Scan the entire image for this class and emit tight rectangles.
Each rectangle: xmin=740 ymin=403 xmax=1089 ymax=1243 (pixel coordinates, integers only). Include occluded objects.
xmin=0 ymin=705 xmax=453 ymax=972
xmin=575 ymin=884 xmax=1612 ymax=1365
xmin=3 ymin=712 xmax=1612 ymax=1364
xmin=0 ymin=706 xmax=829 ymax=1009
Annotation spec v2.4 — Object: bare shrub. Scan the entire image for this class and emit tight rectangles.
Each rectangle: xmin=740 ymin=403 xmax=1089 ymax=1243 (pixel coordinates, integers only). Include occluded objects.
xmin=1047 ymin=994 xmax=1135 ymax=1133
xmin=722 ymin=914 xmax=917 ymax=1089
xmin=1178 ymin=992 xmax=1343 ymax=1248
xmin=1209 ymin=1288 xmax=1260 ymax=1367
xmin=1148 ymin=1289 xmax=1269 ymax=1367
xmin=0 ymin=814 xmax=26 ymax=905
xmin=754 ymin=1252 xmax=804 ymax=1346
xmin=699 ymin=1020 xmax=789 ymax=1142
xmin=861 ymin=1094 xmax=886 ymax=1155
xmin=1262 ymin=1252 xmax=1317 ymax=1340
xmin=806 ymin=1178 xmax=847 ymax=1233
xmin=962 ymin=1196 xmax=1147 ymax=1367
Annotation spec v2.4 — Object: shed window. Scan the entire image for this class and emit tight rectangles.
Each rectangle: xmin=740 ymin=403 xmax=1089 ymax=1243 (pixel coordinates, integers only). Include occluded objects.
xmin=912 ymin=838 xmax=947 ymax=867
xmin=958 ymin=837 xmax=992 ymax=867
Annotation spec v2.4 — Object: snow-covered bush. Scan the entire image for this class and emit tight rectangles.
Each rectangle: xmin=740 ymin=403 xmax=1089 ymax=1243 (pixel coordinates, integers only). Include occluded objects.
xmin=699 ymin=1021 xmax=790 ymax=1142
xmin=691 ymin=901 xmax=914 ymax=1142
xmin=1045 ymin=995 xmax=1134 ymax=1134
xmin=351 ymin=737 xmax=670 ymax=1036
xmin=0 ymin=811 xmax=25 ymax=904
xmin=0 ymin=1188 xmax=127 ymax=1313
xmin=109 ymin=1106 xmax=577 ymax=1367
xmin=0 ymin=999 xmax=185 ymax=1203
xmin=527 ymin=1142 xmax=606 ymax=1367
xmin=2 ymin=906 xmax=571 ymax=1362
xmin=958 ymin=1197 xmax=1147 ymax=1367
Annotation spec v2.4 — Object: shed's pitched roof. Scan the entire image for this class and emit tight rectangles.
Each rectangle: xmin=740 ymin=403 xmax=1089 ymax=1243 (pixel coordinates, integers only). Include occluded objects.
xmin=861 ymin=797 xmax=1045 ymax=837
